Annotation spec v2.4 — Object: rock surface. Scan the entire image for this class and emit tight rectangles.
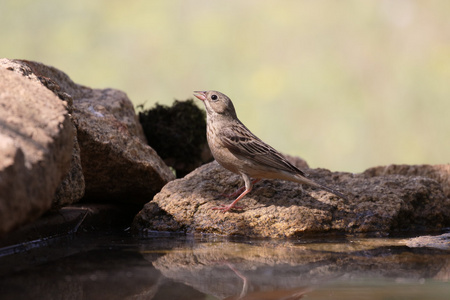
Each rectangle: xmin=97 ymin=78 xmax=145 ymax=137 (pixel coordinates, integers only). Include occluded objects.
xmin=0 ymin=67 xmax=73 ymax=235
xmin=364 ymin=164 xmax=450 ymax=199
xmin=133 ymin=161 xmax=450 ymax=238
xmin=72 ymin=87 xmax=175 ymax=203
xmin=1 ymin=58 xmax=175 ymax=206
xmin=403 ymin=233 xmax=450 ymax=250
xmin=52 ymin=128 xmax=85 ymax=207
xmin=0 ymin=59 xmax=85 ymax=207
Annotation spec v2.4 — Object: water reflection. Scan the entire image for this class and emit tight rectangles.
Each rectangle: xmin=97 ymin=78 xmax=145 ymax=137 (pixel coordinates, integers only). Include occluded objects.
xmin=143 ymin=238 xmax=449 ymax=299
xmin=0 ymin=233 xmax=449 ymax=299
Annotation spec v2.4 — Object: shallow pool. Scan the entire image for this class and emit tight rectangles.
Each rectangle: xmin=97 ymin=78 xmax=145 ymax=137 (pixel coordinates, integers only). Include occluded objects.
xmin=0 ymin=231 xmax=449 ymax=299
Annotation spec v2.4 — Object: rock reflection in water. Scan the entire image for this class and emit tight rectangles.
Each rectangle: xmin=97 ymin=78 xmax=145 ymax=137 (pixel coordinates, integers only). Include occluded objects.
xmin=144 ymin=239 xmax=449 ymax=299
xmin=0 ymin=234 xmax=449 ymax=299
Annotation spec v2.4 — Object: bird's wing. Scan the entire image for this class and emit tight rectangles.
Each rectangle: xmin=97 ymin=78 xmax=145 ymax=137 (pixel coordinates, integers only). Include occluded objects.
xmin=220 ymin=122 xmax=305 ymax=176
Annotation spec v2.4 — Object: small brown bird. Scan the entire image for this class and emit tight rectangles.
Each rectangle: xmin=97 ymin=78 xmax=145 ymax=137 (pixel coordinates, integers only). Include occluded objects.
xmin=194 ymin=90 xmax=346 ymax=212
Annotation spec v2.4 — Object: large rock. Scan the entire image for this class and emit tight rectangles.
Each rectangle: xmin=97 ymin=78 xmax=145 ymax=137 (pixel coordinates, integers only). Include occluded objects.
xmin=1 ymin=58 xmax=175 ymax=205
xmin=363 ymin=164 xmax=450 ymax=198
xmin=0 ymin=67 xmax=73 ymax=235
xmin=0 ymin=59 xmax=85 ymax=207
xmin=133 ymin=161 xmax=450 ymax=238
xmin=72 ymin=87 xmax=175 ymax=203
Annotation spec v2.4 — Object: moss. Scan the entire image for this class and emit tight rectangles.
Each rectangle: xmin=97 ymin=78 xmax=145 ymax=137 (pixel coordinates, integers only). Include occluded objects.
xmin=138 ymin=99 xmax=209 ymax=177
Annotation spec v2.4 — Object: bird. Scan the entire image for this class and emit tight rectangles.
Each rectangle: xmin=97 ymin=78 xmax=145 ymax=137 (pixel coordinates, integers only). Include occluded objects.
xmin=193 ymin=90 xmax=347 ymax=212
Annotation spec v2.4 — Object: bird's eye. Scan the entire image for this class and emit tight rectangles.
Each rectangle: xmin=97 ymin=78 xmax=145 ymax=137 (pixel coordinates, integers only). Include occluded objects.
xmin=211 ymin=94 xmax=218 ymax=101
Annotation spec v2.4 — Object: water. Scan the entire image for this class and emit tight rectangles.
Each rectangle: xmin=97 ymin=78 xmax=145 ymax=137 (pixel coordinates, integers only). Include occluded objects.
xmin=0 ymin=231 xmax=449 ymax=299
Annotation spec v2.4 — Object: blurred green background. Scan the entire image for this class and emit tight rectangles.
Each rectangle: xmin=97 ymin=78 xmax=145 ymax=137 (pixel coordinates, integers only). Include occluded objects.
xmin=1 ymin=0 xmax=449 ymax=172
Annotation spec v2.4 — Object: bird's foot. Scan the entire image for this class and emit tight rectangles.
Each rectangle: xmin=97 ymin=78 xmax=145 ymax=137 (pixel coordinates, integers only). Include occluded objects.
xmin=211 ymin=203 xmax=244 ymax=212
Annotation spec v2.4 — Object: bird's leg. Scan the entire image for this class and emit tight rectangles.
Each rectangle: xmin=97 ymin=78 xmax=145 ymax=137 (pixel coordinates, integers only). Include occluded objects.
xmin=213 ymin=174 xmax=253 ymax=212
xmin=222 ymin=179 xmax=261 ymax=198
xmin=213 ymin=188 xmax=251 ymax=212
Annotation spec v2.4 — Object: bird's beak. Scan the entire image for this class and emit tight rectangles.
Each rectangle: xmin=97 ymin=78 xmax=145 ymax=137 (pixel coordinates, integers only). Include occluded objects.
xmin=193 ymin=91 xmax=207 ymax=101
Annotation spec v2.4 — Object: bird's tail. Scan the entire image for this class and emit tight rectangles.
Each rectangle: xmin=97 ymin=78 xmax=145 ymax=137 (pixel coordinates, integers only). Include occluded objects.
xmin=315 ymin=181 xmax=348 ymax=200
xmin=297 ymin=175 xmax=348 ymax=200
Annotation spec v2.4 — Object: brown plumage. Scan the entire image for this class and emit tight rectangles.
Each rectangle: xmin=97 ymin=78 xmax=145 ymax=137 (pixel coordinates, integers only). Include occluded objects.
xmin=194 ymin=90 xmax=346 ymax=212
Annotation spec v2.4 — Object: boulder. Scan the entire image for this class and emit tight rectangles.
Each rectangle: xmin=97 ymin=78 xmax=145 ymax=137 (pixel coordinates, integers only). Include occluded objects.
xmin=0 ymin=67 xmax=73 ymax=235
xmin=1 ymin=58 xmax=175 ymax=205
xmin=0 ymin=58 xmax=85 ymax=207
xmin=363 ymin=164 xmax=450 ymax=198
xmin=72 ymin=87 xmax=175 ymax=203
xmin=133 ymin=161 xmax=450 ymax=238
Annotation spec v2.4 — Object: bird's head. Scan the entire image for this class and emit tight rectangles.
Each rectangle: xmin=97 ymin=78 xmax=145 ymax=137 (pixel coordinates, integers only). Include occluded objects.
xmin=194 ymin=90 xmax=237 ymax=119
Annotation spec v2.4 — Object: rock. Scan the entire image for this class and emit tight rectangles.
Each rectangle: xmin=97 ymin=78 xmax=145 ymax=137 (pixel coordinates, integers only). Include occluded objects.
xmin=363 ymin=164 xmax=450 ymax=199
xmin=72 ymin=87 xmax=175 ymax=203
xmin=0 ymin=67 xmax=73 ymax=235
xmin=52 ymin=128 xmax=85 ymax=207
xmin=23 ymin=57 xmax=176 ymax=203
xmin=133 ymin=161 xmax=450 ymax=238
xmin=0 ymin=59 xmax=85 ymax=207
xmin=0 ymin=59 xmax=76 ymax=111
xmin=1 ymin=58 xmax=175 ymax=205
xmin=403 ymin=233 xmax=450 ymax=250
